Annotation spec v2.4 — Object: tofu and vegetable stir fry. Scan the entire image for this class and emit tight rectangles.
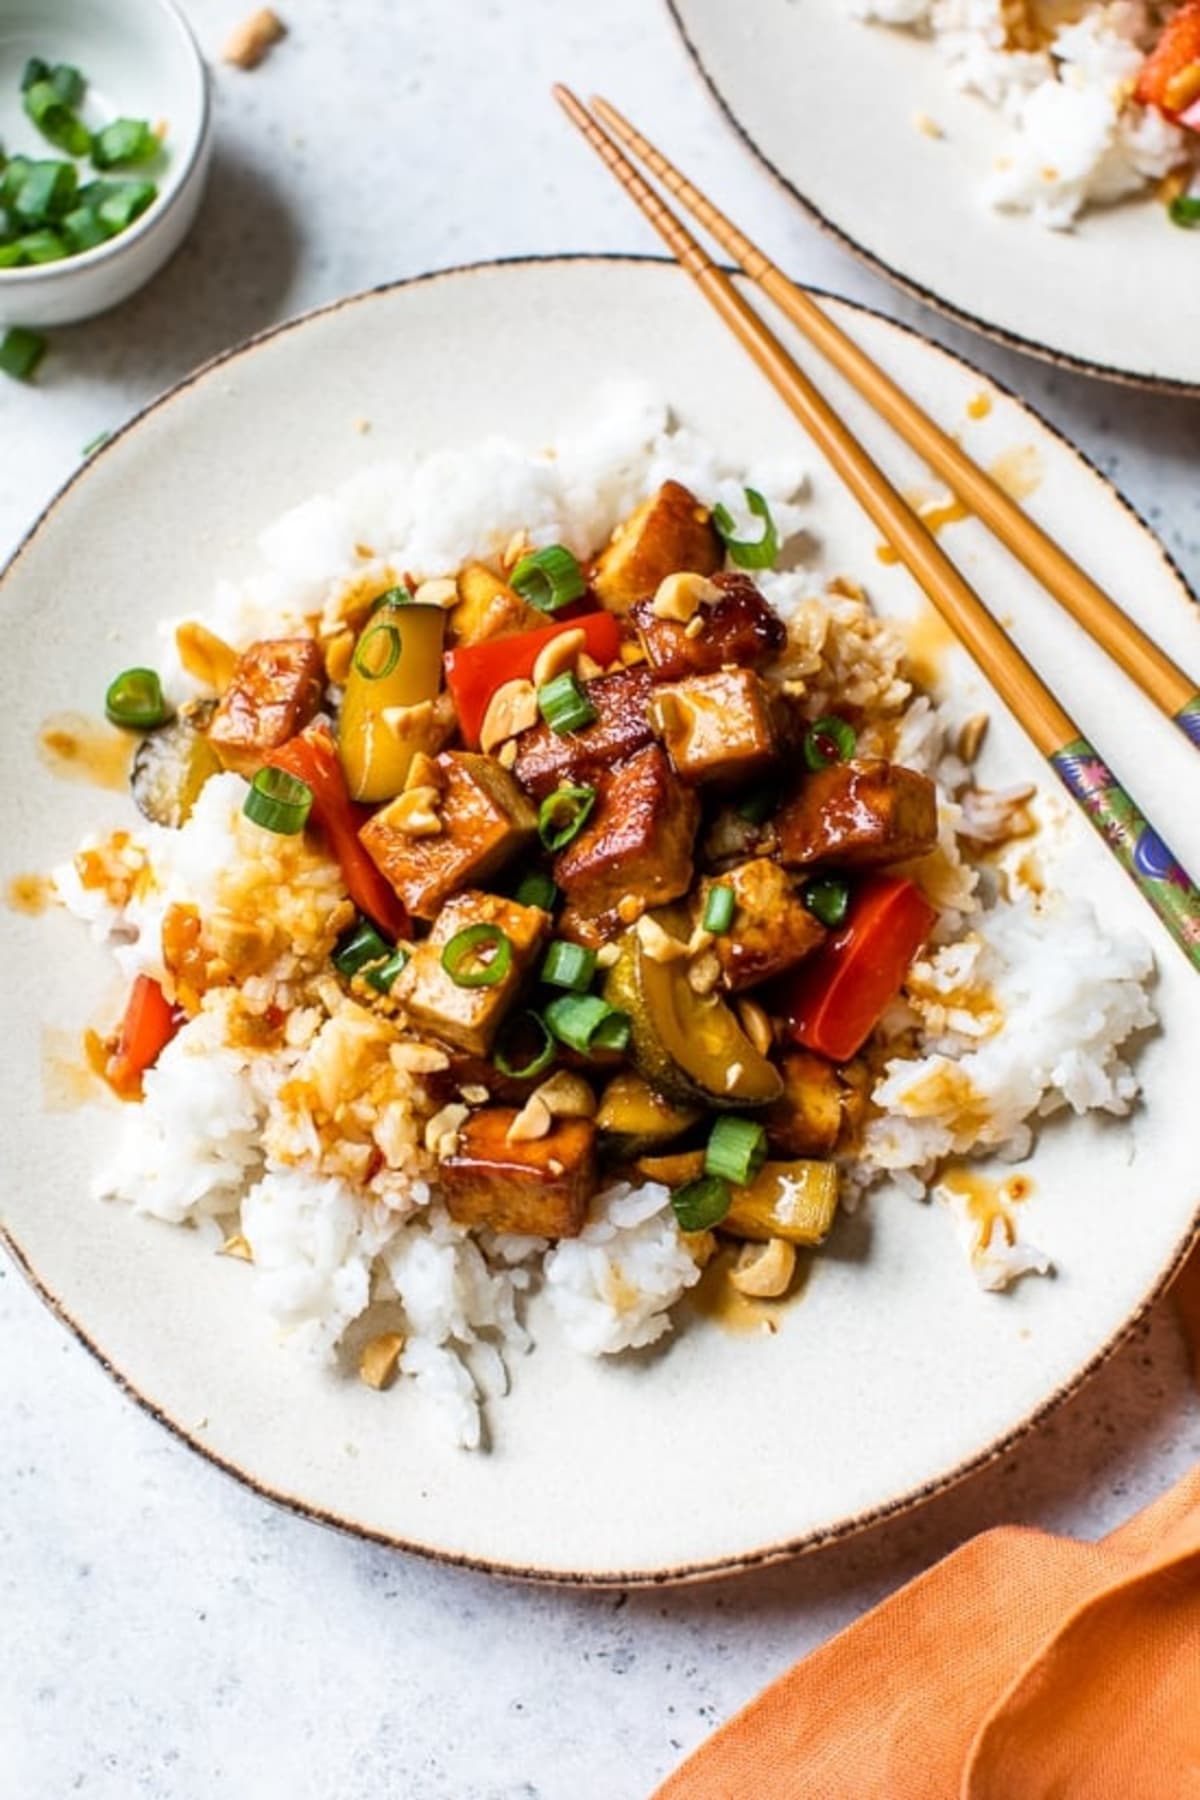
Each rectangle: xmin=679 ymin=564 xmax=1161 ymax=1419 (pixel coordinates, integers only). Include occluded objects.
xmin=102 ymin=478 xmax=944 ymax=1276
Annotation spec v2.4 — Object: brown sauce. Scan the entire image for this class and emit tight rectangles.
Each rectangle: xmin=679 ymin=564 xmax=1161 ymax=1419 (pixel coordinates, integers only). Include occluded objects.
xmin=902 ymin=605 xmax=958 ymax=688
xmin=939 ymin=1164 xmax=1034 ymax=1256
xmin=989 ymin=445 xmax=1042 ymax=502
xmin=966 ymin=392 xmax=993 ymax=421
xmin=5 ymin=872 xmax=54 ymax=915
xmin=38 ymin=712 xmax=132 ymax=790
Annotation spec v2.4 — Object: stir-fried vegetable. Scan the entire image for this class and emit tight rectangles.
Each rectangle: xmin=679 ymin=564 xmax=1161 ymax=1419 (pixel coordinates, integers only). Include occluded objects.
xmin=595 ymin=1070 xmax=702 ymax=1157
xmin=337 ymin=592 xmax=446 ymax=801
xmin=104 ymin=667 xmax=170 ymax=730
xmin=267 ymin=724 xmax=411 ymax=941
xmin=104 ymin=975 xmax=182 ymax=1099
xmin=779 ymin=875 xmax=936 ymax=1062
xmin=712 ymin=487 xmax=779 ymax=571
xmin=509 ymin=545 xmax=586 ymax=613
xmin=444 ymin=610 xmax=620 ymax=747
xmin=722 ymin=1160 xmax=840 ymax=1246
xmin=129 ymin=705 xmax=223 ymax=828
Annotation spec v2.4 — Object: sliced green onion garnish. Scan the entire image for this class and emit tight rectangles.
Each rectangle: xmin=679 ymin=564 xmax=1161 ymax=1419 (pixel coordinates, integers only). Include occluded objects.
xmin=13 ymin=159 xmax=76 ymax=224
xmin=62 ymin=204 xmax=112 ymax=252
xmin=671 ymin=1175 xmax=731 ymax=1232
xmin=243 ymin=767 xmax=314 ymax=836
xmin=513 ymin=870 xmax=558 ymax=911
xmin=21 ymin=57 xmax=50 ymax=93
xmin=95 ymin=178 xmax=156 ymax=232
xmin=333 ymin=919 xmax=391 ymax=978
xmin=82 ymin=429 xmax=112 ymax=458
xmin=712 ymin=487 xmax=779 ymax=571
xmin=803 ymin=876 xmax=851 ymax=930
xmin=510 ymin=545 xmax=586 ymax=613
xmin=1169 ymin=194 xmax=1200 ymax=229
xmin=540 ymin=939 xmax=597 ymax=993
xmin=736 ymin=787 xmax=776 ymax=825
xmin=493 ymin=1010 xmax=556 ymax=1080
xmin=368 ymin=585 xmax=413 ymax=612
xmin=16 ymin=227 xmax=67 ymax=263
xmin=538 ymin=784 xmax=597 ymax=852
xmin=704 ymin=1115 xmax=768 ymax=1187
xmin=23 ymin=81 xmax=92 ymax=158
xmin=104 ymin=666 xmax=169 ymax=730
xmin=365 ymin=947 xmax=410 ymax=993
xmin=441 ymin=923 xmax=513 ymax=988
xmin=91 ymin=118 xmax=159 ymax=170
xmin=803 ymin=715 xmax=857 ymax=771
xmin=702 ymin=884 xmax=735 ymax=935
xmin=352 ymin=618 xmax=401 ymax=680
xmin=537 ymin=670 xmax=597 ymax=736
xmin=544 ymin=993 xmax=630 ymax=1055
xmin=49 ymin=64 xmax=86 ymax=108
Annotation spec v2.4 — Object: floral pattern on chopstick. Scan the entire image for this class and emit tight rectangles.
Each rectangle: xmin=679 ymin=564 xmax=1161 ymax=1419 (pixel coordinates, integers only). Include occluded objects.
xmin=1175 ymin=697 xmax=1200 ymax=749
xmin=1051 ymin=738 xmax=1200 ymax=965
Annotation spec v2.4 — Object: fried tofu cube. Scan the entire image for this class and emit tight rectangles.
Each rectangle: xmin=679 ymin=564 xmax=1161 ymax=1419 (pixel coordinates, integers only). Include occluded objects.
xmin=393 ymin=890 xmax=549 ymax=1056
xmin=591 ymin=480 xmax=722 ymax=614
xmin=208 ymin=638 xmax=325 ymax=776
xmin=632 ymin=571 xmax=786 ymax=679
xmin=651 ymin=668 xmax=780 ymax=787
xmin=703 ymin=858 xmax=826 ymax=992
xmin=449 ymin=563 xmax=544 ymax=647
xmin=774 ymin=759 xmax=938 ymax=869
xmin=554 ymin=744 xmax=699 ymax=917
xmin=512 ymin=668 xmax=655 ymax=800
xmin=764 ymin=1051 xmax=845 ymax=1158
xmin=440 ymin=1108 xmax=598 ymax=1237
xmin=360 ymin=750 xmax=537 ymax=920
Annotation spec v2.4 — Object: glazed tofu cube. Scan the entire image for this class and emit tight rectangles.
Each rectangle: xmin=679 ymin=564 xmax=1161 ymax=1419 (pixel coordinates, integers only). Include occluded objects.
xmin=393 ymin=890 xmax=549 ymax=1056
xmin=702 ymin=858 xmax=826 ymax=992
xmin=440 ymin=1108 xmax=598 ymax=1237
xmin=774 ymin=759 xmax=938 ymax=869
xmin=512 ymin=668 xmax=655 ymax=801
xmin=554 ymin=744 xmax=699 ymax=917
xmin=208 ymin=638 xmax=325 ymax=776
xmin=591 ymin=481 xmax=722 ymax=614
xmin=632 ymin=571 xmax=786 ymax=679
xmin=449 ymin=563 xmax=543 ymax=647
xmin=651 ymin=668 xmax=780 ymax=787
xmin=360 ymin=750 xmax=537 ymax=920
xmin=764 ymin=1051 xmax=845 ymax=1158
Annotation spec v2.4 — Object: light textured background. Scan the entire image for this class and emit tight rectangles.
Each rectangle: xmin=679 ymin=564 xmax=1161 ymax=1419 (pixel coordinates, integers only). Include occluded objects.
xmin=1 ymin=3 xmax=1198 ymax=1796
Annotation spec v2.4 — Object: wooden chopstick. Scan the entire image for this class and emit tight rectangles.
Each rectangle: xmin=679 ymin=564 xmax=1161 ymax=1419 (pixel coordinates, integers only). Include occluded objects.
xmin=552 ymin=85 xmax=1200 ymax=972
xmin=589 ymin=94 xmax=1200 ymax=753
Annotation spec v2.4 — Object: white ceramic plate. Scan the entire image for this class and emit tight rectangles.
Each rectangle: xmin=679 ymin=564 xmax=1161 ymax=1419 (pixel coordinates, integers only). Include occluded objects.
xmin=2 ymin=257 xmax=1198 ymax=1583
xmin=667 ymin=0 xmax=1200 ymax=393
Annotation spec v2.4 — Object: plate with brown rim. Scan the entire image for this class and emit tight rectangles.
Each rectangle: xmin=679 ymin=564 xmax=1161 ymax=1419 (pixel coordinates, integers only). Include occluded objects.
xmin=666 ymin=0 xmax=1200 ymax=393
xmin=1 ymin=255 xmax=1198 ymax=1583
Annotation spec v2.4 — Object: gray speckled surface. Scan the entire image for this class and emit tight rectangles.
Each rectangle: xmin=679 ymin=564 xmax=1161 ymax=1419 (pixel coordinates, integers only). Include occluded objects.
xmin=1 ymin=3 xmax=1198 ymax=1796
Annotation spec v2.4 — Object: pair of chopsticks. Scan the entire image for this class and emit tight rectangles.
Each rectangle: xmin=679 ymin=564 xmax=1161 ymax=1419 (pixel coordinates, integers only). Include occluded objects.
xmin=554 ymin=87 xmax=1200 ymax=973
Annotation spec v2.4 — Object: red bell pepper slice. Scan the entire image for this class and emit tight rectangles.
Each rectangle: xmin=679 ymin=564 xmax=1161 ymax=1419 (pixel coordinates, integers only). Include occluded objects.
xmin=1135 ymin=0 xmax=1200 ymax=115
xmin=106 ymin=974 xmax=184 ymax=1099
xmin=444 ymin=611 xmax=622 ymax=747
xmin=778 ymin=875 xmax=937 ymax=1064
xmin=267 ymin=724 xmax=411 ymax=941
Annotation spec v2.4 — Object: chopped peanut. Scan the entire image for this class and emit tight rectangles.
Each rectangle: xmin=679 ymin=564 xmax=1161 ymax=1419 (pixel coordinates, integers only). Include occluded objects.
xmin=359 ymin=1331 xmax=406 ymax=1390
xmin=506 ymin=1092 xmax=553 ymax=1143
xmin=480 ymin=678 xmax=539 ymax=756
xmin=729 ymin=1238 xmax=796 ymax=1299
xmin=650 ymin=571 xmax=721 ymax=623
xmin=531 ymin=627 xmax=587 ymax=689
xmin=413 ymin=578 xmax=459 ymax=609
xmin=735 ymin=997 xmax=774 ymax=1058
xmin=222 ymin=6 xmax=286 ymax=68
xmin=957 ymin=712 xmax=989 ymax=765
xmin=425 ymin=1102 xmax=470 ymax=1159
xmin=534 ymin=1070 xmax=597 ymax=1119
xmin=386 ymin=784 xmax=443 ymax=836
xmin=219 ymin=1233 xmax=254 ymax=1262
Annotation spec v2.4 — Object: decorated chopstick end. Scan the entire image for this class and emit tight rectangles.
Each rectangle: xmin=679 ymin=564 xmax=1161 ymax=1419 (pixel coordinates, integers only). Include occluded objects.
xmin=1051 ymin=738 xmax=1200 ymax=968
xmin=1174 ymin=694 xmax=1200 ymax=749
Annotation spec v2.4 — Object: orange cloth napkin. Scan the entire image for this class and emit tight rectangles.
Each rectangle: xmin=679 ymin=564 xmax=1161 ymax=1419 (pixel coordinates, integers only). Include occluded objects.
xmin=654 ymin=1242 xmax=1200 ymax=1800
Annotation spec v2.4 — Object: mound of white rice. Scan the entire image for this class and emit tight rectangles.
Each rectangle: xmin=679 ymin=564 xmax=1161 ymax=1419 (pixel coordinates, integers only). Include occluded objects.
xmin=847 ymin=0 xmax=1192 ymax=227
xmin=55 ymin=383 xmax=1157 ymax=1446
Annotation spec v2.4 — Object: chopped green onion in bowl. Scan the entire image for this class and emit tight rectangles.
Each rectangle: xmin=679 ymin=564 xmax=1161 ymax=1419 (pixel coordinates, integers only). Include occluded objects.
xmin=24 ymin=81 xmax=92 ymax=158
xmin=91 ymin=118 xmax=160 ymax=171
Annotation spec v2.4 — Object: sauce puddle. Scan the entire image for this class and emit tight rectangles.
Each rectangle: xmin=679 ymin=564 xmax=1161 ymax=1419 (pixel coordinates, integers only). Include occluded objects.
xmin=5 ymin=872 xmax=54 ymax=915
xmin=938 ymin=1164 xmax=1034 ymax=1257
xmin=37 ymin=712 xmax=132 ymax=790
xmin=687 ymin=1243 xmax=810 ymax=1335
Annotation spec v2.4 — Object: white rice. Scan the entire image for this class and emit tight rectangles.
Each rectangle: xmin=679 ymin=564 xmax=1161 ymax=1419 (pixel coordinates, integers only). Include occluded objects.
xmin=57 ymin=383 xmax=1157 ymax=1445
xmin=846 ymin=0 xmax=1194 ymax=227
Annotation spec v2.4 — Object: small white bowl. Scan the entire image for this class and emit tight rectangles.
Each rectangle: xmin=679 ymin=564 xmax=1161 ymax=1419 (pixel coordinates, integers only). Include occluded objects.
xmin=0 ymin=0 xmax=212 ymax=328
